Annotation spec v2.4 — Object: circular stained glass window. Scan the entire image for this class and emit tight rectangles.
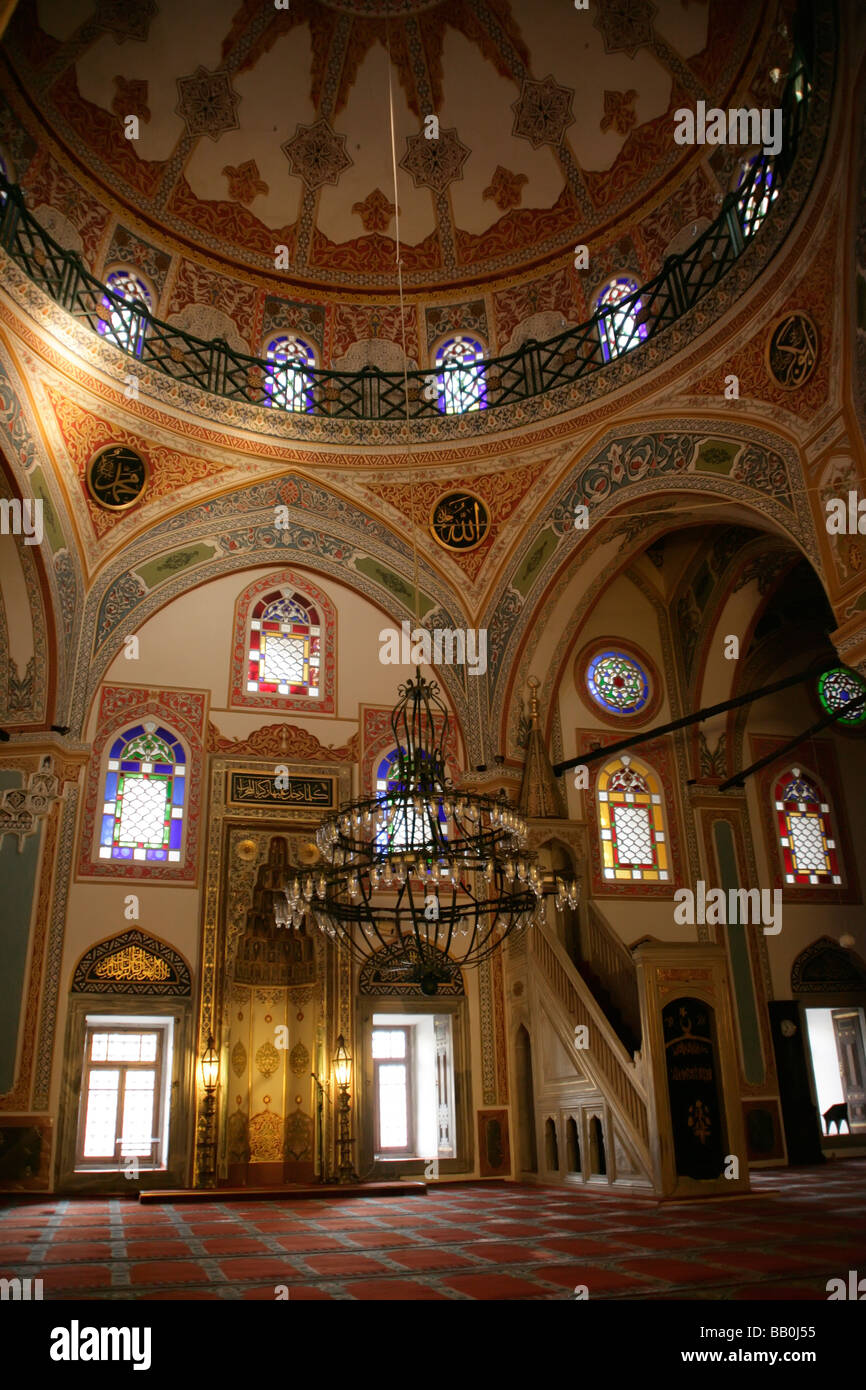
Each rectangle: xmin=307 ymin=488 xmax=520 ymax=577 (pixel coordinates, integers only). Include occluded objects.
xmin=817 ymin=667 xmax=866 ymax=726
xmin=586 ymin=650 xmax=650 ymax=715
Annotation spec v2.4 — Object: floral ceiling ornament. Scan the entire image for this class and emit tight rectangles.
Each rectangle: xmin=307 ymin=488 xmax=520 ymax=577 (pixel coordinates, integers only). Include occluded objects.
xmin=593 ymin=0 xmax=658 ymax=58
xmin=482 ymin=166 xmax=529 ymax=211
xmin=601 ymin=89 xmax=639 ymax=136
xmin=282 ymin=119 xmax=352 ymax=189
xmin=96 ymin=0 xmax=158 ymax=44
xmin=511 ymin=76 xmax=576 ymax=150
xmin=175 ymin=67 xmax=242 ymax=142
xmin=400 ymin=128 xmax=470 ymax=193
xmin=112 ymin=77 xmax=151 ymax=123
xmin=352 ymin=188 xmax=398 ymax=232
xmin=222 ymin=160 xmax=269 ymax=204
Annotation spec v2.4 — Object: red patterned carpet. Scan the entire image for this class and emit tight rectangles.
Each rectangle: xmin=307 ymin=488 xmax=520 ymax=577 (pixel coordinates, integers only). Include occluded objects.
xmin=2 ymin=1163 xmax=865 ymax=1301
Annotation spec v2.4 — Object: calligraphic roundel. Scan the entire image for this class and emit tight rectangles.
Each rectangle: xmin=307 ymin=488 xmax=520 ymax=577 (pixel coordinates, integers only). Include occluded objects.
xmin=429 ymin=491 xmax=490 ymax=553
xmin=86 ymin=445 xmax=148 ymax=511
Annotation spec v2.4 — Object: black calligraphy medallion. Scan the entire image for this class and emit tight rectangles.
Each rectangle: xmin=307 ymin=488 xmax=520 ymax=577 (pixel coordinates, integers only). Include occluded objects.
xmin=86 ymin=445 xmax=148 ymax=511
xmin=765 ymin=311 xmax=819 ymax=390
xmin=429 ymin=491 xmax=489 ymax=553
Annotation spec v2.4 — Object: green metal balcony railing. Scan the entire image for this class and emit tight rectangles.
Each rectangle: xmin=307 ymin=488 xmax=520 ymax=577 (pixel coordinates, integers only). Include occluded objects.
xmin=0 ymin=47 xmax=812 ymax=423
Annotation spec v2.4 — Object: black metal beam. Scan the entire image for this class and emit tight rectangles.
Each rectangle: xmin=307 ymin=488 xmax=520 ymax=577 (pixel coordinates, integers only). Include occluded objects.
xmin=718 ymin=690 xmax=866 ymax=792
xmin=552 ymin=657 xmax=833 ymax=776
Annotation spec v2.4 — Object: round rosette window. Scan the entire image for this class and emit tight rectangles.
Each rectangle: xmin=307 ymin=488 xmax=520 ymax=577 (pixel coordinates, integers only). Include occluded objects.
xmin=586 ymin=649 xmax=650 ymax=716
xmin=817 ymin=667 xmax=866 ymax=727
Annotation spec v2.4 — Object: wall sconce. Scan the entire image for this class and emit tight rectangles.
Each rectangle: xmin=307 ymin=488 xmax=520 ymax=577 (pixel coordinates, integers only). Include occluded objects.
xmin=201 ymin=1033 xmax=220 ymax=1093
xmin=198 ymin=1032 xmax=220 ymax=1188
xmin=333 ymin=1034 xmax=359 ymax=1185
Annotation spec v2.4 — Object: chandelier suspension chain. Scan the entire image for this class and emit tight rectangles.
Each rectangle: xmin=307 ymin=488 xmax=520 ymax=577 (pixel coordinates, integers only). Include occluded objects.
xmin=272 ymin=43 xmax=580 ymax=992
xmin=387 ymin=24 xmax=420 ymax=629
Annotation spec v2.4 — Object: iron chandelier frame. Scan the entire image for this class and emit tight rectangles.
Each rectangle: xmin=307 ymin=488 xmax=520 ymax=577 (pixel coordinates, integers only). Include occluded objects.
xmin=277 ymin=669 xmax=579 ymax=994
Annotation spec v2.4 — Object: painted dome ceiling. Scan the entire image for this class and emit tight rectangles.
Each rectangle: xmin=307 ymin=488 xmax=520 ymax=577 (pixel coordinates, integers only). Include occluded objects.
xmin=0 ymin=0 xmax=782 ymax=306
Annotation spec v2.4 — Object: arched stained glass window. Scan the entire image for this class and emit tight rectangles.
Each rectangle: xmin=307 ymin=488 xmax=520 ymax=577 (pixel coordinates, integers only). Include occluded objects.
xmin=100 ymin=722 xmax=186 ymax=863
xmin=597 ymin=754 xmax=668 ymax=882
xmin=435 ymin=336 xmax=487 ymax=415
xmin=774 ymin=766 xmax=841 ymax=886
xmin=587 ymin=650 xmax=650 ymax=715
xmin=817 ymin=667 xmax=866 ymax=727
xmin=247 ymin=589 xmax=321 ymax=696
xmin=98 ymin=268 xmax=152 ymax=357
xmin=736 ymin=156 xmax=778 ymax=239
xmin=375 ymin=749 xmax=447 ymax=853
xmin=596 ymin=276 xmax=647 ymax=362
xmin=264 ymin=335 xmax=316 ymax=413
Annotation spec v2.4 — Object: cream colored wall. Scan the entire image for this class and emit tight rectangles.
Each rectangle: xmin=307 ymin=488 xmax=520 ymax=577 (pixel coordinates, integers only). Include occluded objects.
xmin=52 ymin=564 xmax=466 ymax=1127
xmin=101 ymin=564 xmax=448 ymax=731
xmin=555 ymin=574 xmax=686 ymax=951
xmin=743 ymin=681 xmax=866 ymax=999
xmin=550 ymin=568 xmax=866 ymax=989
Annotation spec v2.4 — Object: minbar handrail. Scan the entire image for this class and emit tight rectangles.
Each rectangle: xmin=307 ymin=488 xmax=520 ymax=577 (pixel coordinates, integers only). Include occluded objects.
xmin=0 ymin=45 xmax=811 ymax=423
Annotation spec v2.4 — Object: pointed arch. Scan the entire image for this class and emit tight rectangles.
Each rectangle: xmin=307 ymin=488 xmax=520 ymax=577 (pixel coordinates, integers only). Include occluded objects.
xmin=774 ymin=766 xmax=841 ymax=886
xmin=229 ymin=569 xmax=336 ymax=714
xmin=597 ymin=752 xmax=670 ymax=884
xmin=72 ymin=928 xmax=191 ymax=996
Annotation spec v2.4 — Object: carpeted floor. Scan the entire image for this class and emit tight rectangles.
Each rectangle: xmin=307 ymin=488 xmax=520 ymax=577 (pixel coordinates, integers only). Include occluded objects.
xmin=1 ymin=1162 xmax=865 ymax=1301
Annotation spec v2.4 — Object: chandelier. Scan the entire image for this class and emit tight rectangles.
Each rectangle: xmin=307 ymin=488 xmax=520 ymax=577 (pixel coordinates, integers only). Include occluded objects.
xmin=276 ymin=668 xmax=579 ymax=994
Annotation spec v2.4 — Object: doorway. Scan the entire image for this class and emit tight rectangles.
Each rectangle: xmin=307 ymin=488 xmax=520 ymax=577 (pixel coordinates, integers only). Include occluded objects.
xmin=75 ymin=1017 xmax=173 ymax=1176
xmin=356 ymin=996 xmax=472 ymax=1176
xmin=371 ymin=1013 xmax=454 ymax=1163
xmin=804 ymin=1006 xmax=866 ymax=1137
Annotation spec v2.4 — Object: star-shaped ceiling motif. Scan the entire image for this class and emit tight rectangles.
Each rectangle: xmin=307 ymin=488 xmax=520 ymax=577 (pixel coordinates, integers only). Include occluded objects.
xmin=282 ymin=119 xmax=353 ymax=190
xmin=175 ymin=67 xmax=241 ymax=142
xmin=400 ymin=128 xmax=470 ymax=194
xmin=511 ymin=76 xmax=575 ymax=150
xmin=593 ymin=0 xmax=658 ymax=59
xmin=96 ymin=0 xmax=157 ymax=44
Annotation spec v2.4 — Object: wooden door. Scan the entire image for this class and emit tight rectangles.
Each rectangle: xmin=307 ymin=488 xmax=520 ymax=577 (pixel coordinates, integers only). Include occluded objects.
xmin=832 ymin=1009 xmax=866 ymax=1134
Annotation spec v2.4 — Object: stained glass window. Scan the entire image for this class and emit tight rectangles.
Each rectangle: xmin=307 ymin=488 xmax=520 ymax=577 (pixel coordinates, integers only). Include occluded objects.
xmin=435 ymin=336 xmax=487 ymax=415
xmin=817 ymin=667 xmax=866 ymax=727
xmin=597 ymin=754 xmax=668 ymax=882
xmin=375 ymin=749 xmax=447 ymax=853
xmin=596 ymin=277 xmax=647 ymax=362
xmin=774 ymin=766 xmax=841 ymax=886
xmin=264 ymin=335 xmax=316 ymax=413
xmin=737 ymin=156 xmax=778 ymax=239
xmin=247 ymin=589 xmax=321 ymax=697
xmin=586 ymin=649 xmax=650 ymax=715
xmin=99 ymin=723 xmax=186 ymax=863
xmin=98 ymin=269 xmax=152 ymax=357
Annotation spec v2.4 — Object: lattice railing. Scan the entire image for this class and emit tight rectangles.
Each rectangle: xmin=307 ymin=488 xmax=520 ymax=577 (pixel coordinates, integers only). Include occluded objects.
xmin=530 ymin=919 xmax=649 ymax=1156
xmin=0 ymin=43 xmax=814 ymax=425
xmin=583 ymin=901 xmax=642 ymax=1048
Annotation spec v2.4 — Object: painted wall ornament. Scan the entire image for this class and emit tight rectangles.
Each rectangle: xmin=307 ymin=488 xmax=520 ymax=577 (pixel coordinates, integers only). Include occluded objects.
xmin=72 ymin=929 xmax=191 ymax=996
xmin=0 ymin=761 xmax=60 ymax=850
xmin=86 ymin=445 xmax=148 ymax=511
xmin=765 ymin=311 xmax=819 ymax=390
xmin=429 ymin=491 xmax=490 ymax=552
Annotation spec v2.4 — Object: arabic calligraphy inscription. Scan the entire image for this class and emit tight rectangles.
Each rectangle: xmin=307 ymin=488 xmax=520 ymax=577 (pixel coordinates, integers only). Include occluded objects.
xmin=429 ymin=491 xmax=490 ymax=552
xmin=765 ymin=312 xmax=819 ymax=390
xmin=86 ymin=445 xmax=149 ymax=511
